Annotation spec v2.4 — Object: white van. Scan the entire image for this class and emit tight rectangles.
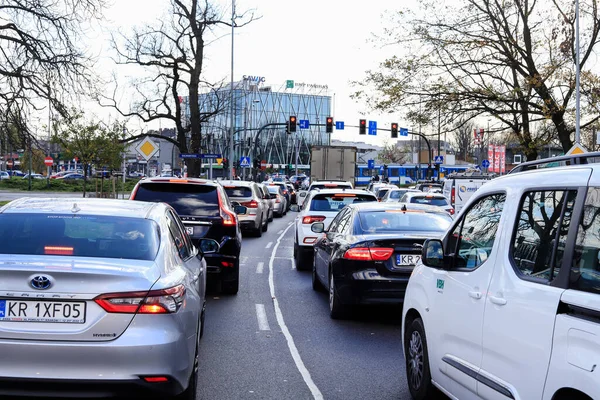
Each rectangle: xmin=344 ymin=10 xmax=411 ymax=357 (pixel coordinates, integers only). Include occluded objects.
xmin=442 ymin=172 xmax=492 ymax=213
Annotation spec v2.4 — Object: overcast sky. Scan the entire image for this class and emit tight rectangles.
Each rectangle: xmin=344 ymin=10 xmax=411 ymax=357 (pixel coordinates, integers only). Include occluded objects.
xmin=95 ymin=0 xmax=406 ymax=146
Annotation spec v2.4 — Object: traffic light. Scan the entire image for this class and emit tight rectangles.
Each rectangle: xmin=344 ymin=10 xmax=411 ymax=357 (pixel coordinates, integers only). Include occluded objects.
xmin=222 ymin=158 xmax=228 ymax=169
xmin=254 ymin=158 xmax=260 ymax=169
xmin=289 ymin=116 xmax=297 ymax=133
xmin=326 ymin=116 xmax=333 ymax=133
xmin=359 ymin=119 xmax=366 ymax=135
xmin=391 ymin=123 xmax=398 ymax=138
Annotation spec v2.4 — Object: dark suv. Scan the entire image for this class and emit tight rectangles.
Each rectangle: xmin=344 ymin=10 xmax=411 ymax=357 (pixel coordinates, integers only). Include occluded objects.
xmin=130 ymin=178 xmax=243 ymax=294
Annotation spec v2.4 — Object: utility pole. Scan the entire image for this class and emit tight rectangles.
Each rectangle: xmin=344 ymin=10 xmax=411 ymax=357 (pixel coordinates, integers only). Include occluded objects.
xmin=228 ymin=0 xmax=235 ymax=179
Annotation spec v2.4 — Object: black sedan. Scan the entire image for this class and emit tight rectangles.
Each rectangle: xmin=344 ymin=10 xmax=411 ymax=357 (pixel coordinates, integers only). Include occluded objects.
xmin=311 ymin=202 xmax=452 ymax=319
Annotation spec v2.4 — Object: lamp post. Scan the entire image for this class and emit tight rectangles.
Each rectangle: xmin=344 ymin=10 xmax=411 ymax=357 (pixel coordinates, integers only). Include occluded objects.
xmin=228 ymin=0 xmax=235 ymax=179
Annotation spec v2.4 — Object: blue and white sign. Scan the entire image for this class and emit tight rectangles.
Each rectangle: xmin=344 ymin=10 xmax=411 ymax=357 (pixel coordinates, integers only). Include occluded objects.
xmin=240 ymin=156 xmax=251 ymax=168
xmin=482 ymin=159 xmax=490 ymax=168
xmin=335 ymin=121 xmax=344 ymax=130
xmin=368 ymin=159 xmax=375 ymax=169
xmin=400 ymin=128 xmax=409 ymax=137
xmin=380 ymin=166 xmax=385 ymax=173
xmin=434 ymin=155 xmax=444 ymax=164
xmin=179 ymin=153 xmax=200 ymax=159
xmin=368 ymin=121 xmax=377 ymax=135
xmin=200 ymin=154 xmax=221 ymax=159
xmin=299 ymin=119 xmax=310 ymax=129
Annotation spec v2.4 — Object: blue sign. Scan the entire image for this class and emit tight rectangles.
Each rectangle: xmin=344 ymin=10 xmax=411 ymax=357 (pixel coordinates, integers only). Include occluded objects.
xmin=482 ymin=159 xmax=490 ymax=168
xmin=240 ymin=156 xmax=251 ymax=168
xmin=380 ymin=166 xmax=384 ymax=173
xmin=200 ymin=154 xmax=221 ymax=159
xmin=335 ymin=121 xmax=344 ymax=130
xmin=434 ymin=155 xmax=444 ymax=164
xmin=368 ymin=121 xmax=377 ymax=135
xmin=400 ymin=128 xmax=409 ymax=137
xmin=179 ymin=153 xmax=200 ymax=159
xmin=368 ymin=159 xmax=375 ymax=169
xmin=299 ymin=119 xmax=309 ymax=129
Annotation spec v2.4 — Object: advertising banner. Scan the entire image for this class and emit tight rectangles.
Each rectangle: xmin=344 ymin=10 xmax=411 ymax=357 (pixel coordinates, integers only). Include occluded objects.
xmin=493 ymin=145 xmax=501 ymax=173
xmin=500 ymin=145 xmax=506 ymax=174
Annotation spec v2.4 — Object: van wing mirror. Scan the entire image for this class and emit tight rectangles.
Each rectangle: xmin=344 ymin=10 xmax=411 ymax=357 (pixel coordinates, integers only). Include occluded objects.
xmin=421 ymin=239 xmax=446 ymax=268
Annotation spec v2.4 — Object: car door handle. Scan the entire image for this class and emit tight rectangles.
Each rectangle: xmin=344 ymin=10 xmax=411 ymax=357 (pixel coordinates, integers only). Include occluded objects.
xmin=489 ymin=296 xmax=507 ymax=306
xmin=468 ymin=291 xmax=482 ymax=300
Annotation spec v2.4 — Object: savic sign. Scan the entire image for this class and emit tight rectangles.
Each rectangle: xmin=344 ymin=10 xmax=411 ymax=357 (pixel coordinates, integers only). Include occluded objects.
xmin=243 ymin=75 xmax=266 ymax=83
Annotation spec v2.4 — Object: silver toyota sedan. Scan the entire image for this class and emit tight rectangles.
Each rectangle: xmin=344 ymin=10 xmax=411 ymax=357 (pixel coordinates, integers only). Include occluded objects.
xmin=0 ymin=198 xmax=218 ymax=399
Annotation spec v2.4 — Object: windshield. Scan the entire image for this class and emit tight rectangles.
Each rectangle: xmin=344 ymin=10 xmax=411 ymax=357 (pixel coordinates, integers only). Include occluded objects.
xmin=0 ymin=214 xmax=159 ymax=261
xmin=389 ymin=190 xmax=404 ymax=199
xmin=310 ymin=193 xmax=376 ymax=212
xmin=224 ymin=186 xmax=253 ymax=198
xmin=358 ymin=210 xmax=452 ymax=233
xmin=134 ymin=182 xmax=220 ymax=217
xmin=410 ymin=196 xmax=449 ymax=206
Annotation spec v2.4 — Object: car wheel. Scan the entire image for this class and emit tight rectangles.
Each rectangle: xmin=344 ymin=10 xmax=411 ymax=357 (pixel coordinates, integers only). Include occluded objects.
xmin=405 ymin=317 xmax=437 ymax=400
xmin=221 ymin=262 xmax=239 ymax=295
xmin=254 ymin=217 xmax=263 ymax=237
xmin=312 ymin=259 xmax=324 ymax=292
xmin=329 ymin=272 xmax=349 ymax=319
xmin=262 ymin=215 xmax=268 ymax=232
xmin=268 ymin=209 xmax=274 ymax=222
xmin=199 ymin=303 xmax=206 ymax=339
xmin=294 ymin=243 xmax=310 ymax=271
xmin=174 ymin=329 xmax=199 ymax=400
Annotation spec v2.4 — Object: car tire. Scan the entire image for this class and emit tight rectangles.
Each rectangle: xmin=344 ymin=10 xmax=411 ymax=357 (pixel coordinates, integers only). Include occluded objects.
xmin=329 ymin=272 xmax=349 ymax=319
xmin=294 ymin=243 xmax=311 ymax=271
xmin=174 ymin=330 xmax=199 ymax=400
xmin=262 ymin=215 xmax=268 ymax=232
xmin=312 ymin=260 xmax=324 ymax=292
xmin=254 ymin=217 xmax=263 ymax=238
xmin=404 ymin=317 xmax=438 ymax=400
xmin=268 ymin=209 xmax=274 ymax=222
xmin=221 ymin=262 xmax=239 ymax=295
xmin=199 ymin=303 xmax=206 ymax=339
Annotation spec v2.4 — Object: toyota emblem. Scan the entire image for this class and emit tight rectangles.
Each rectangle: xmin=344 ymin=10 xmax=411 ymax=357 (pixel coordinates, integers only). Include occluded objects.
xmin=30 ymin=275 xmax=52 ymax=290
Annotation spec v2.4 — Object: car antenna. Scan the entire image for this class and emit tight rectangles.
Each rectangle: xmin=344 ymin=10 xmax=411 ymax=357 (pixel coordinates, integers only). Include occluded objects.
xmin=71 ymin=203 xmax=81 ymax=213
xmin=401 ymin=204 xmax=407 ymax=212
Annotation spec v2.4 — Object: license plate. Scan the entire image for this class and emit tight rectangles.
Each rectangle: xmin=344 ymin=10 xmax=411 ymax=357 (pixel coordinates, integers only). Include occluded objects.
xmin=186 ymin=227 xmax=194 ymax=235
xmin=0 ymin=300 xmax=86 ymax=324
xmin=396 ymin=254 xmax=421 ymax=266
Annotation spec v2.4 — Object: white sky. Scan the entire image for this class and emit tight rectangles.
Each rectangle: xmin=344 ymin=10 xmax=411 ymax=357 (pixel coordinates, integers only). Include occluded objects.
xmin=92 ymin=0 xmax=405 ymax=146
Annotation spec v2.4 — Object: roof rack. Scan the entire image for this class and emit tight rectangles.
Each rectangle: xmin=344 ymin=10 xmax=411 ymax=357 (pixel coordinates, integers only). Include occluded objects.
xmin=508 ymin=151 xmax=600 ymax=175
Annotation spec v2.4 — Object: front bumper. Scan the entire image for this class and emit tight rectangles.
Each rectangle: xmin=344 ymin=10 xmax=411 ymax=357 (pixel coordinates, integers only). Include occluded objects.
xmin=0 ymin=314 xmax=193 ymax=398
xmin=332 ymin=267 xmax=410 ymax=305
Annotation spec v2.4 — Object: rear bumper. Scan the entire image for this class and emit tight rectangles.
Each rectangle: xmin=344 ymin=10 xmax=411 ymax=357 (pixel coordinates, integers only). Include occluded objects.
xmin=332 ymin=267 xmax=410 ymax=305
xmin=0 ymin=315 xmax=193 ymax=398
xmin=238 ymin=218 xmax=259 ymax=231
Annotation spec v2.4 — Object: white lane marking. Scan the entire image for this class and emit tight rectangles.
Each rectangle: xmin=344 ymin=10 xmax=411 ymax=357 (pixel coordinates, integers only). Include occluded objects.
xmin=269 ymin=225 xmax=324 ymax=400
xmin=265 ymin=241 xmax=273 ymax=249
xmin=255 ymin=304 xmax=270 ymax=331
xmin=291 ymin=257 xmax=296 ymax=270
xmin=241 ymin=256 xmax=248 ymax=264
xmin=277 ymin=230 xmax=284 ymax=234
xmin=256 ymin=262 xmax=264 ymax=274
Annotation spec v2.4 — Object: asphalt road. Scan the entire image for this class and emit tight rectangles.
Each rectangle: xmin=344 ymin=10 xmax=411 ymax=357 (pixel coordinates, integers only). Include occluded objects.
xmin=5 ymin=208 xmax=413 ymax=400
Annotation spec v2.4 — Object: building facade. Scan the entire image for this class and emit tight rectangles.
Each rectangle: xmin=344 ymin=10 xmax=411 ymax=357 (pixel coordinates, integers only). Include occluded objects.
xmin=185 ymin=78 xmax=332 ymax=170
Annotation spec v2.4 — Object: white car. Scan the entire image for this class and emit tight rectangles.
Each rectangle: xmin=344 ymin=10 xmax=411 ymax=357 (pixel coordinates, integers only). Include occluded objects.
xmin=402 ymin=153 xmax=600 ymax=400
xmin=0 ymin=171 xmax=9 ymax=180
xmin=399 ymin=192 xmax=454 ymax=216
xmin=297 ymin=180 xmax=355 ymax=208
xmin=291 ymin=189 xmax=377 ymax=270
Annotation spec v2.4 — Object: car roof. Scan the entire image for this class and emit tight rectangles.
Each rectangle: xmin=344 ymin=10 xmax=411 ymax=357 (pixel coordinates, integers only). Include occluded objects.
xmin=310 ymin=189 xmax=373 ymax=195
xmin=220 ymin=180 xmax=254 ymax=187
xmin=139 ymin=177 xmax=219 ymax=187
xmin=349 ymin=202 xmax=449 ymax=213
xmin=1 ymin=197 xmax=161 ymax=219
xmin=404 ymin=192 xmax=446 ymax=198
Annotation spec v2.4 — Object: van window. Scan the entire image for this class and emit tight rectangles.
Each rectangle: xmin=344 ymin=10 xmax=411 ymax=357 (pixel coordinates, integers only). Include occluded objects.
xmin=571 ymin=188 xmax=600 ymax=293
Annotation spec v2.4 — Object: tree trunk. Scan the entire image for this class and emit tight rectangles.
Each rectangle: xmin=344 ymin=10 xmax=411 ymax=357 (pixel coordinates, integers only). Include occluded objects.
xmin=553 ymin=113 xmax=573 ymax=154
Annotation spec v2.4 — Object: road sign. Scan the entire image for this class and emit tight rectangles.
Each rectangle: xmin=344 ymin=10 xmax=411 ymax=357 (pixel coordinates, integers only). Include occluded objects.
xmin=135 ymin=137 xmax=160 ymax=161
xmin=566 ymin=143 xmax=587 ymax=155
xmin=335 ymin=121 xmax=344 ymax=130
xmin=379 ymin=166 xmax=384 ymax=173
xmin=482 ymin=159 xmax=490 ymax=168
xmin=400 ymin=128 xmax=409 ymax=137
xmin=299 ymin=120 xmax=310 ymax=129
xmin=240 ymin=156 xmax=251 ymax=168
xmin=216 ymin=158 xmax=223 ymax=165
xmin=434 ymin=155 xmax=444 ymax=164
xmin=44 ymin=157 xmax=53 ymax=166
xmin=179 ymin=153 xmax=200 ymax=159
xmin=260 ymin=160 xmax=267 ymax=171
xmin=200 ymin=154 xmax=221 ymax=159
xmin=368 ymin=121 xmax=377 ymax=135
xmin=368 ymin=159 xmax=375 ymax=169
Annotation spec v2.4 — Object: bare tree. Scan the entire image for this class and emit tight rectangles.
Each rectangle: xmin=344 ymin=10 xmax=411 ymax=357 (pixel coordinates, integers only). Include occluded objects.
xmin=100 ymin=0 xmax=255 ymax=177
xmin=353 ymin=0 xmax=600 ymax=160
xmin=378 ymin=140 xmax=412 ymax=164
xmin=452 ymin=120 xmax=475 ymax=163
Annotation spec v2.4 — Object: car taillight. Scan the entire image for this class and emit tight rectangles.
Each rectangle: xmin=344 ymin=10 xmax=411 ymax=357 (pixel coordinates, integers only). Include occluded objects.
xmin=218 ymin=192 xmax=237 ymax=226
xmin=449 ymin=208 xmax=455 ymax=215
xmin=283 ymin=190 xmax=288 ymax=195
xmin=451 ymin=187 xmax=455 ymax=204
xmin=242 ymin=200 xmax=259 ymax=208
xmin=302 ymin=215 xmax=326 ymax=224
xmin=275 ymin=197 xmax=281 ymax=203
xmin=343 ymin=247 xmax=394 ymax=261
xmin=130 ymin=185 xmax=139 ymax=200
xmin=94 ymin=285 xmax=186 ymax=314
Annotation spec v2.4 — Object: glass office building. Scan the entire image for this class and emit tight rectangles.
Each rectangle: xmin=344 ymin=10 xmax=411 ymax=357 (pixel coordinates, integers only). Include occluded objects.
xmin=185 ymin=79 xmax=332 ymax=168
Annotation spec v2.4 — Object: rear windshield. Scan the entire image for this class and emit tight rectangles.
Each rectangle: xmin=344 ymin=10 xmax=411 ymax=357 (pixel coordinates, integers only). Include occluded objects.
xmin=389 ymin=190 xmax=404 ymax=199
xmin=310 ymin=193 xmax=376 ymax=212
xmin=311 ymin=184 xmax=352 ymax=190
xmin=377 ymin=189 xmax=391 ymax=198
xmin=134 ymin=183 xmax=219 ymax=217
xmin=420 ymin=185 xmax=443 ymax=193
xmin=224 ymin=186 xmax=253 ymax=198
xmin=358 ymin=211 xmax=452 ymax=233
xmin=267 ymin=186 xmax=281 ymax=194
xmin=410 ymin=197 xmax=449 ymax=207
xmin=0 ymin=214 xmax=159 ymax=261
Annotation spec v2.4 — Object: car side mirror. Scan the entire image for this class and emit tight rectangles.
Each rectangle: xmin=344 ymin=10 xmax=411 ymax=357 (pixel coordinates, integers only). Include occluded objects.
xmin=233 ymin=205 xmax=247 ymax=214
xmin=421 ymin=239 xmax=445 ymax=268
xmin=290 ymin=205 xmax=300 ymax=212
xmin=299 ymin=192 xmax=307 ymax=197
xmin=197 ymin=238 xmax=220 ymax=255
xmin=311 ymin=222 xmax=325 ymax=233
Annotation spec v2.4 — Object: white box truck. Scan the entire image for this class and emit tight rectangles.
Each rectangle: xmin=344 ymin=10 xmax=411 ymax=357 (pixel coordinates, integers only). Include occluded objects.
xmin=309 ymin=146 xmax=357 ymax=184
